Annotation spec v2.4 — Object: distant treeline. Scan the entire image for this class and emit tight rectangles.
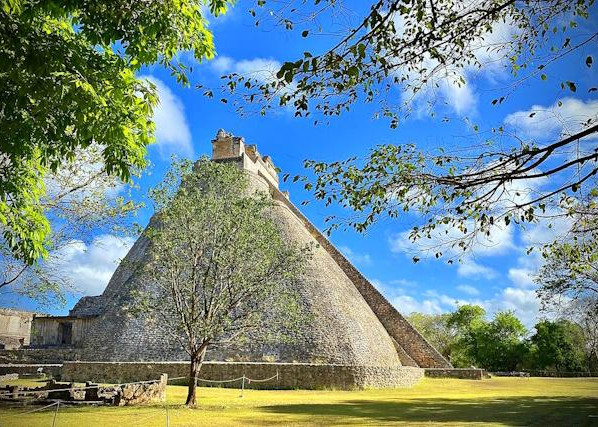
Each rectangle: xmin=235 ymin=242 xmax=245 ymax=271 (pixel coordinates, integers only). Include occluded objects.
xmin=407 ymin=305 xmax=598 ymax=374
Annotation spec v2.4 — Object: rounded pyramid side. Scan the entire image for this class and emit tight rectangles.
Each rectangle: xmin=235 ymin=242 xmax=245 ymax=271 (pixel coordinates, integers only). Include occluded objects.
xmin=76 ymin=166 xmax=402 ymax=366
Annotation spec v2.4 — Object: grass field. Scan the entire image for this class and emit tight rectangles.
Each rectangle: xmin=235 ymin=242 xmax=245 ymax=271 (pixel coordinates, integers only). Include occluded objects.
xmin=0 ymin=377 xmax=597 ymax=426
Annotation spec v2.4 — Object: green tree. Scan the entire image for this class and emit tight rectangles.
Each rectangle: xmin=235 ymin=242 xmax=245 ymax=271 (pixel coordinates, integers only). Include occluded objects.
xmin=224 ymin=0 xmax=597 ymax=269
xmin=133 ymin=158 xmax=310 ymax=406
xmin=536 ymin=206 xmax=598 ymax=313
xmin=531 ymin=320 xmax=587 ymax=372
xmin=446 ymin=305 xmax=487 ymax=367
xmin=474 ymin=311 xmax=529 ymax=372
xmin=0 ymin=0 xmax=231 ymax=265
xmin=237 ymin=0 xmax=594 ymax=122
xmin=446 ymin=305 xmax=528 ymax=370
xmin=0 ymin=146 xmax=140 ymax=306
xmin=407 ymin=312 xmax=454 ymax=360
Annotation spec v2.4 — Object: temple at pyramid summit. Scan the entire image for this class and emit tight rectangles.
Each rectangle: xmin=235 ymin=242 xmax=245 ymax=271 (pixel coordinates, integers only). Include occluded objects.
xmin=1 ymin=130 xmax=452 ymax=389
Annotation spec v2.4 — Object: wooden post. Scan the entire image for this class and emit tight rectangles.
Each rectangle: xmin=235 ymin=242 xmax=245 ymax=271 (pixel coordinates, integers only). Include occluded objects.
xmin=52 ymin=401 xmax=59 ymax=427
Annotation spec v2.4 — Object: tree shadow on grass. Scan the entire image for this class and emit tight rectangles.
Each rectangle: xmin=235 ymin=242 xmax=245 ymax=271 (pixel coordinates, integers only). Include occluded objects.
xmin=259 ymin=396 xmax=598 ymax=426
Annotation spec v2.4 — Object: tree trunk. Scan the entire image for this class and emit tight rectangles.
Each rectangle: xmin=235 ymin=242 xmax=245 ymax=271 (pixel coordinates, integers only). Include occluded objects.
xmin=185 ymin=347 xmax=207 ymax=406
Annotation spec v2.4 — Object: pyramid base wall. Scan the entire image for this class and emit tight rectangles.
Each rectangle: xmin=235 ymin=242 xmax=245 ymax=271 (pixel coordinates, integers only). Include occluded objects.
xmin=61 ymin=361 xmax=423 ymax=390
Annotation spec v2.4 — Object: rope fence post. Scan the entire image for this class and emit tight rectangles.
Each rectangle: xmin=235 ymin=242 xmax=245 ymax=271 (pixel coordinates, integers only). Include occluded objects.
xmin=239 ymin=375 xmax=245 ymax=398
xmin=52 ymin=400 xmax=59 ymax=427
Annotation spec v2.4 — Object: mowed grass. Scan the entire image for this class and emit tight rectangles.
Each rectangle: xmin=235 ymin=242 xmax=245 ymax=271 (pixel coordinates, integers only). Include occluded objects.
xmin=1 ymin=377 xmax=597 ymax=426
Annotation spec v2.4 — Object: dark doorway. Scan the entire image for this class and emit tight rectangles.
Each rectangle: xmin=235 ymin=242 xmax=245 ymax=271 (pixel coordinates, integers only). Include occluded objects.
xmin=58 ymin=322 xmax=72 ymax=345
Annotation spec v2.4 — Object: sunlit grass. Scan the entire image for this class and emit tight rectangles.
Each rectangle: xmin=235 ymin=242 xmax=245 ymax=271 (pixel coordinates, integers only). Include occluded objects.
xmin=1 ymin=377 xmax=597 ymax=426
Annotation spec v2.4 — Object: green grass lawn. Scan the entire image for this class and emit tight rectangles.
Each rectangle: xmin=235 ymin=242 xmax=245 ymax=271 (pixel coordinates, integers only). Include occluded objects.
xmin=0 ymin=377 xmax=597 ymax=426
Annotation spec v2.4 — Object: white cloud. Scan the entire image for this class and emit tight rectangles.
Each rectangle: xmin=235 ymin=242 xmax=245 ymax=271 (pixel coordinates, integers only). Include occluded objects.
xmin=521 ymin=209 xmax=575 ymax=247
xmin=456 ymin=284 xmax=480 ymax=296
xmin=441 ymin=80 xmax=477 ymax=116
xmin=210 ymin=56 xmax=298 ymax=111
xmin=506 ymin=247 xmax=544 ymax=288
xmin=391 ymin=294 xmax=444 ymax=315
xmin=470 ymin=20 xmax=519 ymax=78
xmin=389 ymin=278 xmax=418 ymax=288
xmin=141 ymin=76 xmax=193 ymax=158
xmin=51 ymin=234 xmax=134 ymax=296
xmin=373 ymin=273 xmax=542 ymax=326
xmin=500 ymin=287 xmax=541 ymax=326
xmin=389 ymin=220 xmax=515 ymax=259
xmin=394 ymin=13 xmax=519 ymax=116
xmin=504 ymin=98 xmax=598 ymax=141
xmin=339 ymin=245 xmax=373 ymax=266
xmin=507 ymin=267 xmax=535 ymax=288
xmin=457 ymin=257 xmax=498 ymax=279
xmin=211 ymin=56 xmax=235 ymax=74
xmin=211 ymin=56 xmax=283 ymax=85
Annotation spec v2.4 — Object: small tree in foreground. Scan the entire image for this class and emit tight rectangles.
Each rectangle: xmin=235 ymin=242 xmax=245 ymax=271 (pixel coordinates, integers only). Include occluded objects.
xmin=135 ymin=158 xmax=309 ymax=406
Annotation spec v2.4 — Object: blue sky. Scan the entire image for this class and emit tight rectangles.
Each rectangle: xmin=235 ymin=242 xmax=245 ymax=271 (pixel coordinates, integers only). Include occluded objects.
xmin=7 ymin=1 xmax=598 ymax=328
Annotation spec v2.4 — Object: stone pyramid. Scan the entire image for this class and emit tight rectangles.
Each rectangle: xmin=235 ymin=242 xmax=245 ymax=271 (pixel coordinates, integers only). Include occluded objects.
xmin=70 ymin=130 xmax=450 ymax=370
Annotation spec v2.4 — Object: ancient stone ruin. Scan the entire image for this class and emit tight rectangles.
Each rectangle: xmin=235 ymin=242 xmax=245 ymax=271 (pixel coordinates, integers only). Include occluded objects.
xmin=4 ymin=130 xmax=451 ymax=389
xmin=0 ymin=374 xmax=168 ymax=406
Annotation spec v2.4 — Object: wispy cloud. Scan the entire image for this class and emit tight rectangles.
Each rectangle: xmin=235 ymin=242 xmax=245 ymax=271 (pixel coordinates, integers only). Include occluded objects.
xmin=456 ymin=284 xmax=480 ymax=296
xmin=211 ymin=56 xmax=283 ymax=86
xmin=141 ymin=75 xmax=194 ymax=158
xmin=51 ymin=234 xmax=134 ymax=296
xmin=504 ymin=98 xmax=598 ymax=141
xmin=339 ymin=245 xmax=373 ymax=267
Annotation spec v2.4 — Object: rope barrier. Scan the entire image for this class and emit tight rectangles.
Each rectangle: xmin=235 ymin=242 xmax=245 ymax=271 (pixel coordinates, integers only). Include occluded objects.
xmin=0 ymin=370 xmax=280 ymax=402
xmin=167 ymin=371 xmax=279 ymax=384
xmin=0 ymin=378 xmax=164 ymax=397
xmin=0 ymin=401 xmax=58 ymax=419
xmin=244 ymin=372 xmax=279 ymax=383
xmin=0 ymin=370 xmax=281 ymax=421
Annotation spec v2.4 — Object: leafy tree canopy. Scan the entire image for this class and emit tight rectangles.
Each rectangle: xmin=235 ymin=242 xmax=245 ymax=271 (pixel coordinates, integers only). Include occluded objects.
xmin=0 ymin=0 xmax=230 ymax=265
xmin=228 ymin=0 xmax=594 ymax=122
xmin=217 ymin=0 xmax=597 ymax=273
xmin=531 ymin=319 xmax=587 ymax=372
xmin=412 ymin=304 xmax=596 ymax=372
xmin=536 ymin=209 xmax=598 ymax=311
xmin=0 ymin=146 xmax=140 ymax=306
xmin=134 ymin=158 xmax=310 ymax=406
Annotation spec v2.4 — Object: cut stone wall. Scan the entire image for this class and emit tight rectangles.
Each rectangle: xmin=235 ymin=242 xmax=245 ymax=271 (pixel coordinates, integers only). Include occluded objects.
xmin=0 ymin=308 xmax=34 ymax=349
xmin=30 ymin=316 xmax=95 ymax=347
xmin=424 ymin=368 xmax=487 ymax=380
xmin=271 ymin=189 xmax=451 ymax=369
xmin=0 ymin=363 xmax=63 ymax=379
xmin=69 ymin=296 xmax=104 ymax=317
xmin=0 ymin=348 xmax=81 ymax=364
xmin=114 ymin=373 xmax=167 ymax=405
xmin=62 ymin=361 xmax=423 ymax=390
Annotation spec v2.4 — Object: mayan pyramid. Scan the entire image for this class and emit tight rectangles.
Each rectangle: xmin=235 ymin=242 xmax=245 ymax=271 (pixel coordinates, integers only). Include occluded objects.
xmin=70 ymin=130 xmax=450 ymax=370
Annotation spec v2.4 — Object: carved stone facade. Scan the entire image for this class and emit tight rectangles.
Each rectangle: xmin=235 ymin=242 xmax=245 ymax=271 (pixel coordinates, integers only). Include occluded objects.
xmin=30 ymin=316 xmax=96 ymax=348
xmin=0 ymin=308 xmax=35 ymax=349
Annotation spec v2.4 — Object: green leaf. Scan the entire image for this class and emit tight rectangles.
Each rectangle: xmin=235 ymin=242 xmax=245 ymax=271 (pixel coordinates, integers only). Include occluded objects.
xmin=586 ymin=56 xmax=593 ymax=67
xmin=566 ymin=81 xmax=577 ymax=92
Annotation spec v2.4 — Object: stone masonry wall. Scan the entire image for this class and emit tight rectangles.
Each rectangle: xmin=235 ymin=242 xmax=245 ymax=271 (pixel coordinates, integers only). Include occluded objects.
xmin=0 ymin=348 xmax=81 ymax=364
xmin=62 ymin=361 xmax=423 ymax=390
xmin=272 ymin=190 xmax=451 ymax=369
xmin=424 ymin=368 xmax=486 ymax=380
xmin=0 ymin=363 xmax=63 ymax=379
xmin=0 ymin=308 xmax=34 ymax=348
